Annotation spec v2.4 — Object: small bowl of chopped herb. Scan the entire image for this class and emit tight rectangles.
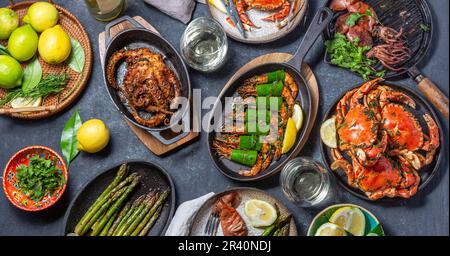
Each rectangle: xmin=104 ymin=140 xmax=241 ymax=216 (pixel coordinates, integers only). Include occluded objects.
xmin=3 ymin=146 xmax=68 ymax=211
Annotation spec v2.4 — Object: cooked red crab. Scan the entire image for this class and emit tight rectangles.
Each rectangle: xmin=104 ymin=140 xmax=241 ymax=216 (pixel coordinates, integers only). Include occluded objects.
xmin=382 ymin=104 xmax=440 ymax=170
xmin=234 ymin=0 xmax=293 ymax=28
xmin=330 ymin=78 xmax=440 ymax=200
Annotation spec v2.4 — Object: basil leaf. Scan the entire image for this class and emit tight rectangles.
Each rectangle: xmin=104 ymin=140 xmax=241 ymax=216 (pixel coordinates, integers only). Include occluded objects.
xmin=67 ymin=38 xmax=85 ymax=73
xmin=0 ymin=44 xmax=10 ymax=56
xmin=22 ymin=56 xmax=42 ymax=92
xmin=61 ymin=109 xmax=82 ymax=166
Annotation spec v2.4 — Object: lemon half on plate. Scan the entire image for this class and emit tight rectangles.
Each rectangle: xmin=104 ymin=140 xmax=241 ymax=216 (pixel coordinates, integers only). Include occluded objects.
xmin=320 ymin=116 xmax=337 ymax=148
xmin=329 ymin=206 xmax=366 ymax=236
xmin=315 ymin=223 xmax=347 ymax=236
xmin=244 ymin=199 xmax=278 ymax=228
xmin=209 ymin=0 xmax=227 ymax=13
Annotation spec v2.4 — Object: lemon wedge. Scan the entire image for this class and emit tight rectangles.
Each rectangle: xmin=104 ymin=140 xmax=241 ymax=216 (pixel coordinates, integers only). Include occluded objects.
xmin=281 ymin=118 xmax=297 ymax=154
xmin=244 ymin=199 xmax=278 ymax=227
xmin=292 ymin=104 xmax=303 ymax=131
xmin=209 ymin=0 xmax=227 ymax=14
xmin=11 ymin=96 xmax=42 ymax=108
xmin=320 ymin=116 xmax=338 ymax=148
xmin=315 ymin=222 xmax=347 ymax=236
xmin=329 ymin=206 xmax=366 ymax=236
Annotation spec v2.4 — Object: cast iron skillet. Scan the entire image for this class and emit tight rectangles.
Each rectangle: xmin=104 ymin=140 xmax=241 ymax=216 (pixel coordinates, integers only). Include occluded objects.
xmin=322 ymin=0 xmax=448 ymax=119
xmin=62 ymin=161 xmax=176 ymax=236
xmin=320 ymin=81 xmax=444 ymax=201
xmin=102 ymin=16 xmax=192 ymax=144
xmin=206 ymin=8 xmax=333 ymax=181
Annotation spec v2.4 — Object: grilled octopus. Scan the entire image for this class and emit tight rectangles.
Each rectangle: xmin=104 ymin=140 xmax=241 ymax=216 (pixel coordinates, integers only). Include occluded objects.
xmin=106 ymin=48 xmax=182 ymax=127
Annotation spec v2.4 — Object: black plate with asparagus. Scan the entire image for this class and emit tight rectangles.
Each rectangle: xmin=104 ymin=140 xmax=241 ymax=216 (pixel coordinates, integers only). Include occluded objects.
xmin=63 ymin=161 xmax=175 ymax=236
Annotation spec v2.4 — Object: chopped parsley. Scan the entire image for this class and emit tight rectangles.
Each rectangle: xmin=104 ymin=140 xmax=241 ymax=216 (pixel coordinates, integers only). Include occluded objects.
xmin=419 ymin=23 xmax=430 ymax=32
xmin=15 ymin=155 xmax=66 ymax=201
xmin=325 ymin=33 xmax=385 ymax=80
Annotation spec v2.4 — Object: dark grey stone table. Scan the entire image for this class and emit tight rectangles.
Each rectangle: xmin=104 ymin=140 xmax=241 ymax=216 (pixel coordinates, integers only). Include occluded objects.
xmin=0 ymin=0 xmax=448 ymax=236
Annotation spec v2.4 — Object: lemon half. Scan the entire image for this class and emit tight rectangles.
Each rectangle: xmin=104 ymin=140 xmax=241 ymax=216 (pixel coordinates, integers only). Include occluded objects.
xmin=292 ymin=104 xmax=304 ymax=131
xmin=11 ymin=97 xmax=42 ymax=108
xmin=244 ymin=199 xmax=278 ymax=227
xmin=209 ymin=0 xmax=227 ymax=13
xmin=281 ymin=118 xmax=297 ymax=154
xmin=320 ymin=116 xmax=338 ymax=148
xmin=329 ymin=206 xmax=366 ymax=236
xmin=315 ymin=222 xmax=347 ymax=236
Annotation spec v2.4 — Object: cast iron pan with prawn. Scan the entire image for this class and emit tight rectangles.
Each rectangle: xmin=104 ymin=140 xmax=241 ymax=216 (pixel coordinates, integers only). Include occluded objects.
xmin=320 ymin=81 xmax=444 ymax=201
xmin=323 ymin=0 xmax=448 ymax=119
xmin=102 ymin=16 xmax=192 ymax=144
xmin=207 ymin=8 xmax=334 ymax=181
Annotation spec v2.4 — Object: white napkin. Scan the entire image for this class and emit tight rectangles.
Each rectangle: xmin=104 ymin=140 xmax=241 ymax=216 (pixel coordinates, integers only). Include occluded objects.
xmin=143 ymin=0 xmax=206 ymax=24
xmin=165 ymin=192 xmax=215 ymax=236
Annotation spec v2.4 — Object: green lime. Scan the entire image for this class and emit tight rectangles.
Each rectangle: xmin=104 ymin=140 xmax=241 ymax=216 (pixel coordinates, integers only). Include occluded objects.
xmin=0 ymin=55 xmax=23 ymax=89
xmin=23 ymin=2 xmax=59 ymax=32
xmin=7 ymin=24 xmax=38 ymax=62
xmin=0 ymin=8 xmax=19 ymax=40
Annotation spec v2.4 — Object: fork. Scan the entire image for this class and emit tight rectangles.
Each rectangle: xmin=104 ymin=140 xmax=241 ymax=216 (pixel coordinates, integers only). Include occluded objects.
xmin=204 ymin=211 xmax=220 ymax=236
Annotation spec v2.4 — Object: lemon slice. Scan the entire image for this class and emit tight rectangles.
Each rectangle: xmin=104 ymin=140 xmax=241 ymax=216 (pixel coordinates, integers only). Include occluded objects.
xmin=320 ymin=116 xmax=338 ymax=148
xmin=209 ymin=0 xmax=227 ymax=14
xmin=292 ymin=104 xmax=303 ymax=131
xmin=10 ymin=96 xmax=42 ymax=108
xmin=315 ymin=223 xmax=347 ymax=236
xmin=329 ymin=206 xmax=366 ymax=236
xmin=281 ymin=118 xmax=297 ymax=154
xmin=244 ymin=199 xmax=278 ymax=227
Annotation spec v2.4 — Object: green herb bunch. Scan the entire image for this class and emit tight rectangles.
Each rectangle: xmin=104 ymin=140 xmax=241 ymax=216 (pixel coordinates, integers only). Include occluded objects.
xmin=15 ymin=155 xmax=66 ymax=201
xmin=325 ymin=33 xmax=385 ymax=80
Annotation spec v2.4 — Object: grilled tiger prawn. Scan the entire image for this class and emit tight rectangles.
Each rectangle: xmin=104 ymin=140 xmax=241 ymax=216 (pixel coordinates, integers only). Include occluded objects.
xmin=106 ymin=48 xmax=182 ymax=127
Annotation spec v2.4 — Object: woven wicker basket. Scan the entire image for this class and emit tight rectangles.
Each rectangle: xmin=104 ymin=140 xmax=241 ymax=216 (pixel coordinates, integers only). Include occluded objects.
xmin=0 ymin=0 xmax=92 ymax=119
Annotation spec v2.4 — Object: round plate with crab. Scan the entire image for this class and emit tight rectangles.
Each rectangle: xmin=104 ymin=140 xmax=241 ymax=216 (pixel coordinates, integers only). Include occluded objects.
xmin=320 ymin=79 xmax=443 ymax=201
xmin=207 ymin=0 xmax=308 ymax=43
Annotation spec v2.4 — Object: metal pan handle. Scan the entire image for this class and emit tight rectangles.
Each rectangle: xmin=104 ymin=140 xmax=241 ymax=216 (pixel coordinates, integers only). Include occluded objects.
xmin=104 ymin=15 xmax=143 ymax=46
xmin=287 ymin=7 xmax=333 ymax=69
xmin=149 ymin=130 xmax=190 ymax=146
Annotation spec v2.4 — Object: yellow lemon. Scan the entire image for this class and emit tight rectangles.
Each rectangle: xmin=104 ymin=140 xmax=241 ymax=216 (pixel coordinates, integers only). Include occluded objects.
xmin=315 ymin=223 xmax=347 ymax=236
xmin=38 ymin=25 xmax=71 ymax=64
xmin=23 ymin=2 xmax=59 ymax=32
xmin=77 ymin=119 xmax=110 ymax=153
xmin=329 ymin=206 xmax=366 ymax=236
xmin=244 ymin=199 xmax=278 ymax=227
xmin=208 ymin=0 xmax=227 ymax=13
xmin=7 ymin=24 xmax=38 ymax=61
xmin=320 ymin=116 xmax=338 ymax=148
xmin=281 ymin=118 xmax=297 ymax=154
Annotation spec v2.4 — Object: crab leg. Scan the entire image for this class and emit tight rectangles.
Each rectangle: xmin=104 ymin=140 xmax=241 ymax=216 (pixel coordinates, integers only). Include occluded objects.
xmin=262 ymin=1 xmax=291 ymax=22
xmin=236 ymin=0 xmax=259 ymax=28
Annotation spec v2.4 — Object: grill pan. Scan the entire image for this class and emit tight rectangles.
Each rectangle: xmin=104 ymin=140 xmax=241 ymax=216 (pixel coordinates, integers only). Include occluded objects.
xmin=323 ymin=0 xmax=448 ymax=119
xmin=102 ymin=16 xmax=191 ymax=144
xmin=207 ymin=8 xmax=333 ymax=181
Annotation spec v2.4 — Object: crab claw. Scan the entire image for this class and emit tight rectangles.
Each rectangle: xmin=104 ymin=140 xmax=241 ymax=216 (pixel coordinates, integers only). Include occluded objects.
xmin=262 ymin=1 xmax=291 ymax=22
